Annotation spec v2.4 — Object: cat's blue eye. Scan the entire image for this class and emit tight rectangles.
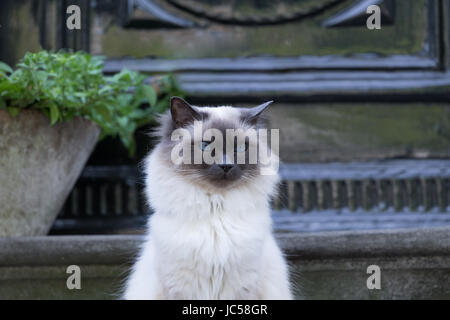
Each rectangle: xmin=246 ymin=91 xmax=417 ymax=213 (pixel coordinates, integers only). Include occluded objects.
xmin=201 ymin=141 xmax=211 ymax=151
xmin=236 ymin=143 xmax=247 ymax=153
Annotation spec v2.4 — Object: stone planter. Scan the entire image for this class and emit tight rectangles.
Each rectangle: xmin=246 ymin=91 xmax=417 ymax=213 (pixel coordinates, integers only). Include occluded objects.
xmin=0 ymin=110 xmax=100 ymax=236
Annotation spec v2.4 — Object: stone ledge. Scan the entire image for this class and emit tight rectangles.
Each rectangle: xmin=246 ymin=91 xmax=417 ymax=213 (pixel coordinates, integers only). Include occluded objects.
xmin=0 ymin=227 xmax=449 ymax=267
xmin=0 ymin=227 xmax=449 ymax=299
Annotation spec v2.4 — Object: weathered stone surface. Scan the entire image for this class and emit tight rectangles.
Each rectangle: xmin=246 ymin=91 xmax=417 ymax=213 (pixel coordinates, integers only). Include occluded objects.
xmin=0 ymin=227 xmax=448 ymax=299
xmin=0 ymin=110 xmax=100 ymax=236
xmin=95 ymin=0 xmax=426 ymax=58
xmin=266 ymin=103 xmax=450 ymax=163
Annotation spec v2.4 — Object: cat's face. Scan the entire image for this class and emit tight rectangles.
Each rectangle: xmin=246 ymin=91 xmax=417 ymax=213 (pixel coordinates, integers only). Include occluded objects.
xmin=156 ymin=97 xmax=277 ymax=190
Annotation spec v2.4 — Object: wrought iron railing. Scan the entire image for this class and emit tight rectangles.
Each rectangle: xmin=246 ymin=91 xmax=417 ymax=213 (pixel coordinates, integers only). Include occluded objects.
xmin=275 ymin=161 xmax=450 ymax=213
xmin=53 ymin=160 xmax=450 ymax=233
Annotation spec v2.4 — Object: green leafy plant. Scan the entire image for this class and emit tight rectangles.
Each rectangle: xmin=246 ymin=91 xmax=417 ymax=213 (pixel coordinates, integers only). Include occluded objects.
xmin=0 ymin=51 xmax=184 ymax=154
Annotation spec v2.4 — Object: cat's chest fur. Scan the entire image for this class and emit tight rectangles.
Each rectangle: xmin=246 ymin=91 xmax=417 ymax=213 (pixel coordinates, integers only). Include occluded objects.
xmin=149 ymin=191 xmax=272 ymax=299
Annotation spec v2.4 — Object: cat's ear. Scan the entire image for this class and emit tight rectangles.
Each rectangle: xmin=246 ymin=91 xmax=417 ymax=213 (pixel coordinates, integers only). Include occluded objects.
xmin=170 ymin=97 xmax=201 ymax=127
xmin=246 ymin=101 xmax=273 ymax=124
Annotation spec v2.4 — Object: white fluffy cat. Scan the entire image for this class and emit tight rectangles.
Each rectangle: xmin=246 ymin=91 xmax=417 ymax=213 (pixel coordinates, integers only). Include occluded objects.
xmin=123 ymin=97 xmax=292 ymax=300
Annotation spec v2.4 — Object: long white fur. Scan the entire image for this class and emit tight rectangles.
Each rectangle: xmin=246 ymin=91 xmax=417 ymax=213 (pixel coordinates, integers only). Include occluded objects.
xmin=123 ymin=106 xmax=292 ymax=300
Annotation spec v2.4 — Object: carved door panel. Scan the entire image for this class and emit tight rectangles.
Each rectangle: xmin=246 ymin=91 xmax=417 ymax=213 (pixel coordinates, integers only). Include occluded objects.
xmin=1 ymin=0 xmax=449 ymax=163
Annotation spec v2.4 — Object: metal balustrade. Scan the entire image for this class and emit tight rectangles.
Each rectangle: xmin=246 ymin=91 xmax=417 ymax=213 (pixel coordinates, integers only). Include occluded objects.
xmin=53 ymin=160 xmax=450 ymax=233
xmin=275 ymin=161 xmax=450 ymax=213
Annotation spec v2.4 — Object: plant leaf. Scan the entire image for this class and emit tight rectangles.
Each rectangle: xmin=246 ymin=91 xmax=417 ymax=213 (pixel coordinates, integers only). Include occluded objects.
xmin=0 ymin=62 xmax=13 ymax=74
xmin=49 ymin=104 xmax=59 ymax=125
xmin=141 ymin=85 xmax=157 ymax=106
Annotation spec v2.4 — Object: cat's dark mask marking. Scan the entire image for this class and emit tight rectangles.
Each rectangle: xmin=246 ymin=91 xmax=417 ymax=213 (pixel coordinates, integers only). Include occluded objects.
xmin=157 ymin=98 xmax=274 ymax=189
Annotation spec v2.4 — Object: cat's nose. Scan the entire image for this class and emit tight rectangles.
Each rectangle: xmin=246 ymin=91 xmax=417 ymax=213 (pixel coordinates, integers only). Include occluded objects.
xmin=218 ymin=164 xmax=233 ymax=173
